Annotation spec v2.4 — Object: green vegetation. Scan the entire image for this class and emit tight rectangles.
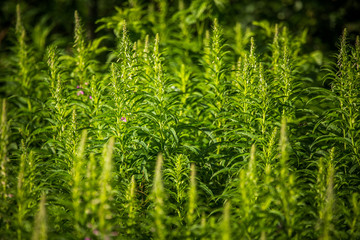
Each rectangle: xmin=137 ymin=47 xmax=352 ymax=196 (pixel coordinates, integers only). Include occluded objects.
xmin=0 ymin=2 xmax=359 ymax=239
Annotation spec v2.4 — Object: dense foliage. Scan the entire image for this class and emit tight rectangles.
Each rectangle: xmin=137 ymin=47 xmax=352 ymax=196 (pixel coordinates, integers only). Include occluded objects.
xmin=0 ymin=2 xmax=359 ymax=240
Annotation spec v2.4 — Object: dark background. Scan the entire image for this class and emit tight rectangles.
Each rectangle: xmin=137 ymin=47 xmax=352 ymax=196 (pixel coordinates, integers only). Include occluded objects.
xmin=1 ymin=0 xmax=360 ymax=53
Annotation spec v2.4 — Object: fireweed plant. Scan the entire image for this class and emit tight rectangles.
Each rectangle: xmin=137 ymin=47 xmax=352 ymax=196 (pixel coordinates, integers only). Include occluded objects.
xmin=0 ymin=2 xmax=360 ymax=240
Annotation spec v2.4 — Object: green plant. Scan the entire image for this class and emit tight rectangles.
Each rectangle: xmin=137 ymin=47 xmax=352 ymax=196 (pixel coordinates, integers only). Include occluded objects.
xmin=1 ymin=2 xmax=360 ymax=240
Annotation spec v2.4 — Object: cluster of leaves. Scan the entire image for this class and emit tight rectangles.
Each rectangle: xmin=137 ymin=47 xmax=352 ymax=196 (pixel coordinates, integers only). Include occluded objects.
xmin=0 ymin=2 xmax=359 ymax=240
